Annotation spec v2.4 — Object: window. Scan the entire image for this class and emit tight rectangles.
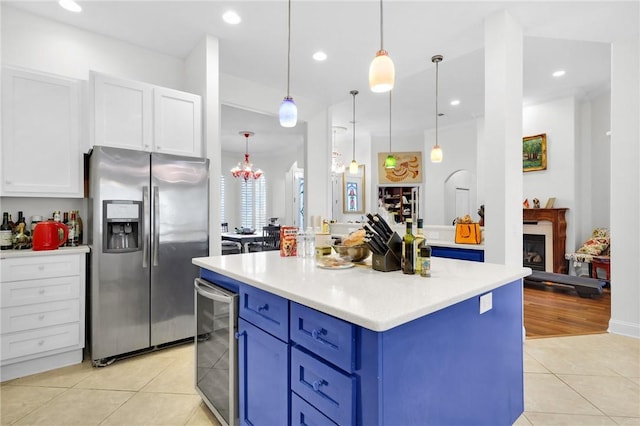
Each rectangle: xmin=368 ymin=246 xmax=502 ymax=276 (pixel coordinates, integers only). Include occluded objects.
xmin=241 ymin=176 xmax=266 ymax=229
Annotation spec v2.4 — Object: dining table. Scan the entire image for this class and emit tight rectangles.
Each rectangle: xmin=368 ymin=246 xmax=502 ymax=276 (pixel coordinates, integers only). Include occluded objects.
xmin=221 ymin=232 xmax=266 ymax=253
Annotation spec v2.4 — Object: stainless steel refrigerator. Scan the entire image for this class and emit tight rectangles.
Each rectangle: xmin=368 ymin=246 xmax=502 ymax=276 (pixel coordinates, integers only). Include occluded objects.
xmin=87 ymin=146 xmax=209 ymax=365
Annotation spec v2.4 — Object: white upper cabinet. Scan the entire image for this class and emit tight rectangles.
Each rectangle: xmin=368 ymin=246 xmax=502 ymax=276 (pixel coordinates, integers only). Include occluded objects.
xmin=1 ymin=68 xmax=82 ymax=198
xmin=92 ymin=72 xmax=202 ymax=157
xmin=92 ymin=73 xmax=153 ymax=152
xmin=154 ymin=87 xmax=202 ymax=157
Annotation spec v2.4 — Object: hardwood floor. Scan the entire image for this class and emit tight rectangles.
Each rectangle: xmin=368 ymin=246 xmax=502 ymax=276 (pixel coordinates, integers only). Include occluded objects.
xmin=523 ymin=282 xmax=611 ymax=338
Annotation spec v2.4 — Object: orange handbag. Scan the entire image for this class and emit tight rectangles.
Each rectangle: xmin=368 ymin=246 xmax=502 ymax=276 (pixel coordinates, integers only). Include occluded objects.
xmin=455 ymin=223 xmax=482 ymax=244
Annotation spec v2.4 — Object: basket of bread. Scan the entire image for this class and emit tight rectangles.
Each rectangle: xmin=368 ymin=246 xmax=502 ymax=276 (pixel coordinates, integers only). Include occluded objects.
xmin=332 ymin=229 xmax=370 ymax=262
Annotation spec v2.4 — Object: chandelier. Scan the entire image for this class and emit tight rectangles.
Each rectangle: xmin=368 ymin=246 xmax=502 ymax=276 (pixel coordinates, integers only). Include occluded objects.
xmin=331 ymin=126 xmax=346 ymax=174
xmin=230 ymin=131 xmax=263 ymax=180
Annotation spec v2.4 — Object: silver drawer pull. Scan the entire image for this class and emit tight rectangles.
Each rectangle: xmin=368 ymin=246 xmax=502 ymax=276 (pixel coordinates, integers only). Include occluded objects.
xmin=38 ymin=340 xmax=45 ymax=346
xmin=257 ymin=304 xmax=269 ymax=312
xmin=38 ymin=265 xmax=45 ymax=271
xmin=311 ymin=328 xmax=326 ymax=340
xmin=38 ymin=289 xmax=45 ymax=295
xmin=38 ymin=314 xmax=45 ymax=320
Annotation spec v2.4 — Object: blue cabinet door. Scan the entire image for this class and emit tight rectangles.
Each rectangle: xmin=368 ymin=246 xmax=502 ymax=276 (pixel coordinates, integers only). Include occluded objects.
xmin=238 ymin=318 xmax=289 ymax=426
xmin=431 ymin=246 xmax=484 ymax=262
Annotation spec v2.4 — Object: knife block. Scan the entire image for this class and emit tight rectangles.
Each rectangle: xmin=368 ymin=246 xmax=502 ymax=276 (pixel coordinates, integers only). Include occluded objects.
xmin=372 ymin=232 xmax=402 ymax=272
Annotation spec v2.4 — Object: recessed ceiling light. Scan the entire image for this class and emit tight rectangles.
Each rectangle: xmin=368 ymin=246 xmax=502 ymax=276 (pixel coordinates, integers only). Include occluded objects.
xmin=58 ymin=0 xmax=81 ymax=13
xmin=312 ymin=51 xmax=327 ymax=61
xmin=552 ymin=70 xmax=566 ymax=77
xmin=450 ymin=99 xmax=460 ymax=106
xmin=222 ymin=10 xmax=242 ymax=25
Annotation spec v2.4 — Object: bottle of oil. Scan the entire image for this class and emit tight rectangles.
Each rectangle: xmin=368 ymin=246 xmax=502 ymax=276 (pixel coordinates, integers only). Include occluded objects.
xmin=414 ymin=218 xmax=425 ymax=274
xmin=402 ymin=219 xmax=415 ymax=274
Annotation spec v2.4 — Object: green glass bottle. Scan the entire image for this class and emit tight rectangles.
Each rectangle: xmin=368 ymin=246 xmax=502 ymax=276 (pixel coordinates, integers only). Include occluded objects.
xmin=402 ymin=219 xmax=415 ymax=274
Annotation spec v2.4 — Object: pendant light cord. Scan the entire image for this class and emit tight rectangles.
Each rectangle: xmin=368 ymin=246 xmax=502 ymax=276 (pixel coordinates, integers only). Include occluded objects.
xmin=379 ymin=0 xmax=384 ymax=51
xmin=351 ymin=90 xmax=358 ymax=159
xmin=389 ymin=91 xmax=392 ymax=151
xmin=286 ymin=0 xmax=292 ymax=97
xmin=435 ymin=59 xmax=439 ymax=147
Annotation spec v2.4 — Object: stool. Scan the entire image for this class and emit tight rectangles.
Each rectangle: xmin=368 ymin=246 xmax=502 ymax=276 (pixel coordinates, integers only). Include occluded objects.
xmin=591 ymin=256 xmax=610 ymax=283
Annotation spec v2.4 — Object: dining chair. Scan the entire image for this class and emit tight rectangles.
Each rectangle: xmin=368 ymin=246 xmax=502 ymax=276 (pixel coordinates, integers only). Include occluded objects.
xmin=248 ymin=225 xmax=281 ymax=252
xmin=221 ymin=222 xmax=241 ymax=255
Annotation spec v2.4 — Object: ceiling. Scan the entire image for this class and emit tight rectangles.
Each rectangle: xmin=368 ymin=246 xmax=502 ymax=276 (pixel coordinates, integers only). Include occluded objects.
xmin=6 ymin=1 xmax=639 ymax=154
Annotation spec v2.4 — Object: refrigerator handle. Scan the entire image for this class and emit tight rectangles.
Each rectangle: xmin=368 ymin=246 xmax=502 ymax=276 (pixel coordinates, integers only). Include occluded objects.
xmin=142 ymin=186 xmax=149 ymax=268
xmin=153 ymin=186 xmax=160 ymax=266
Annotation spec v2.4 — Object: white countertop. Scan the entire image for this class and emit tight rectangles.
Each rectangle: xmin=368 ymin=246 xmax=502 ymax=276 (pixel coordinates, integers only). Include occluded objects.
xmin=193 ymin=252 xmax=529 ymax=332
xmin=0 ymin=245 xmax=90 ymax=258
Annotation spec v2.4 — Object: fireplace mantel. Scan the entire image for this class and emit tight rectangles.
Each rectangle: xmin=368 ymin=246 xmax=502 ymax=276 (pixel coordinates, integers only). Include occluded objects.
xmin=523 ymin=208 xmax=568 ymax=273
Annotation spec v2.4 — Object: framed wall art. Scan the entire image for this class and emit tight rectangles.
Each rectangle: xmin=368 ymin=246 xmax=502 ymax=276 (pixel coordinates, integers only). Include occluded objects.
xmin=377 ymin=151 xmax=423 ymax=184
xmin=523 ymin=133 xmax=547 ymax=172
xmin=343 ymin=165 xmax=365 ymax=214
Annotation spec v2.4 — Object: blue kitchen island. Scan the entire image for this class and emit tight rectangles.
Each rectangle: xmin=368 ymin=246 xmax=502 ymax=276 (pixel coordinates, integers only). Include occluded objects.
xmin=193 ymin=252 xmax=529 ymax=426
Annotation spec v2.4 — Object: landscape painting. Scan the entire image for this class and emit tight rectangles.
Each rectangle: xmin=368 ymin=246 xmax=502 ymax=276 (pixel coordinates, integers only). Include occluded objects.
xmin=523 ymin=133 xmax=547 ymax=172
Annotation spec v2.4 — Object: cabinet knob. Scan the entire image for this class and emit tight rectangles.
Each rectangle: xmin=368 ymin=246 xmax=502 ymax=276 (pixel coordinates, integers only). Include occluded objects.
xmin=311 ymin=328 xmax=327 ymax=340
xmin=312 ymin=379 xmax=327 ymax=392
xmin=38 ymin=289 xmax=45 ymax=295
xmin=38 ymin=314 xmax=45 ymax=321
xmin=156 ymin=146 xmax=162 ymax=150
xmin=38 ymin=340 xmax=45 ymax=346
xmin=38 ymin=265 xmax=45 ymax=270
xmin=257 ymin=303 xmax=269 ymax=312
xmin=5 ymin=180 xmax=11 ymax=185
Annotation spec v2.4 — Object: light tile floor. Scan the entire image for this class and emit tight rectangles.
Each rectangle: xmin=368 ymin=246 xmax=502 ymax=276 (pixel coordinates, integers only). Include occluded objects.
xmin=1 ymin=333 xmax=638 ymax=425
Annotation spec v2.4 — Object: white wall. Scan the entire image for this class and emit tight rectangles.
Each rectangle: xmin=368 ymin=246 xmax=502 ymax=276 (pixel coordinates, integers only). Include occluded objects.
xmin=589 ymin=92 xmax=612 ymax=232
xmin=523 ymin=96 xmax=578 ymax=252
xmin=2 ymin=6 xmax=184 ymax=90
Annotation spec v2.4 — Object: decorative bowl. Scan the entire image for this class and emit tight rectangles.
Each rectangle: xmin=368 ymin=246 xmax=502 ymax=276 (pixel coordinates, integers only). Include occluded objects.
xmin=331 ymin=243 xmax=370 ymax=262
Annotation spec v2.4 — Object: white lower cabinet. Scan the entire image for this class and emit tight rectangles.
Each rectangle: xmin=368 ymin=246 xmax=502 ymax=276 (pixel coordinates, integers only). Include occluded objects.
xmin=0 ymin=249 xmax=88 ymax=381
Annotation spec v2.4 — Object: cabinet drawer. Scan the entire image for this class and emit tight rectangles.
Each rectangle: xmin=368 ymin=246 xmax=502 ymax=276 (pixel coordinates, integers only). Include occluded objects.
xmin=1 ymin=276 xmax=81 ymax=308
xmin=291 ymin=346 xmax=356 ymax=426
xmin=239 ymin=285 xmax=288 ymax=342
xmin=1 ymin=254 xmax=81 ymax=282
xmin=290 ymin=302 xmax=356 ymax=372
xmin=2 ymin=300 xmax=80 ymax=334
xmin=291 ymin=392 xmax=338 ymax=426
xmin=1 ymin=323 xmax=80 ymax=361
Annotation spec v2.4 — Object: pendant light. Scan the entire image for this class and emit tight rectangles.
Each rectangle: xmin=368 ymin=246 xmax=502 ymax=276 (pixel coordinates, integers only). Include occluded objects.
xmin=279 ymin=0 xmax=297 ymax=127
xmin=230 ymin=131 xmax=263 ymax=180
xmin=384 ymin=91 xmax=397 ymax=169
xmin=430 ymin=54 xmax=443 ymax=163
xmin=349 ymin=90 xmax=359 ymax=175
xmin=369 ymin=0 xmax=395 ymax=93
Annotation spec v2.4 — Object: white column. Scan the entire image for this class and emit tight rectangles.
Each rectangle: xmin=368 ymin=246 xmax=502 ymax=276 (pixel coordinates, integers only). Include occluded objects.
xmin=482 ymin=11 xmax=523 ymax=268
xmin=609 ymin=35 xmax=640 ymax=338
xmin=305 ymin=110 xmax=331 ymax=228
xmin=185 ymin=35 xmax=220 ymax=255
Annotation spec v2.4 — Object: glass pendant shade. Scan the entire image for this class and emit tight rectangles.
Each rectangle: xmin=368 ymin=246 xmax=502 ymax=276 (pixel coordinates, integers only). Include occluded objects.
xmin=349 ymin=159 xmax=359 ymax=174
xmin=279 ymin=96 xmax=297 ymax=127
xmin=430 ymin=145 xmax=443 ymax=163
xmin=384 ymin=154 xmax=397 ymax=169
xmin=369 ymin=51 xmax=395 ymax=93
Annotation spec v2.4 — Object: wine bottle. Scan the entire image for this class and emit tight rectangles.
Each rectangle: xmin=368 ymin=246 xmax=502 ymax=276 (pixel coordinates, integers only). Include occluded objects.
xmin=402 ymin=219 xmax=415 ymax=274
xmin=414 ymin=218 xmax=425 ymax=274
xmin=67 ymin=211 xmax=78 ymax=247
xmin=75 ymin=210 xmax=83 ymax=244
xmin=1 ymin=212 xmax=13 ymax=250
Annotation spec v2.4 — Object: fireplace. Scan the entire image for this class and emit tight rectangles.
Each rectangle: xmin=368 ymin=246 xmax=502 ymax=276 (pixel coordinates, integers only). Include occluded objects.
xmin=523 ymin=234 xmax=546 ymax=271
xmin=522 ymin=208 xmax=568 ymax=273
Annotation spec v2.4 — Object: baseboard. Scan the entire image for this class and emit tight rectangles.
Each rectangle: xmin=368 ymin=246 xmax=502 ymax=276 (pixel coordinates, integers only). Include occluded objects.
xmin=608 ymin=319 xmax=640 ymax=338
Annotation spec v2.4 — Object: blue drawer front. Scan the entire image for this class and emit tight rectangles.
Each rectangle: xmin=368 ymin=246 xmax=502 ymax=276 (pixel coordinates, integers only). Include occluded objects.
xmin=290 ymin=302 xmax=356 ymax=372
xmin=291 ymin=346 xmax=356 ymax=426
xmin=240 ymin=285 xmax=289 ymax=342
xmin=431 ymin=246 xmax=484 ymax=262
xmin=291 ymin=392 xmax=338 ymax=426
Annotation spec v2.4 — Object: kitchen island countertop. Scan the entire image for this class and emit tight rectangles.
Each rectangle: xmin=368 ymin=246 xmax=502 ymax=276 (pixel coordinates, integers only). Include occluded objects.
xmin=193 ymin=252 xmax=529 ymax=332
